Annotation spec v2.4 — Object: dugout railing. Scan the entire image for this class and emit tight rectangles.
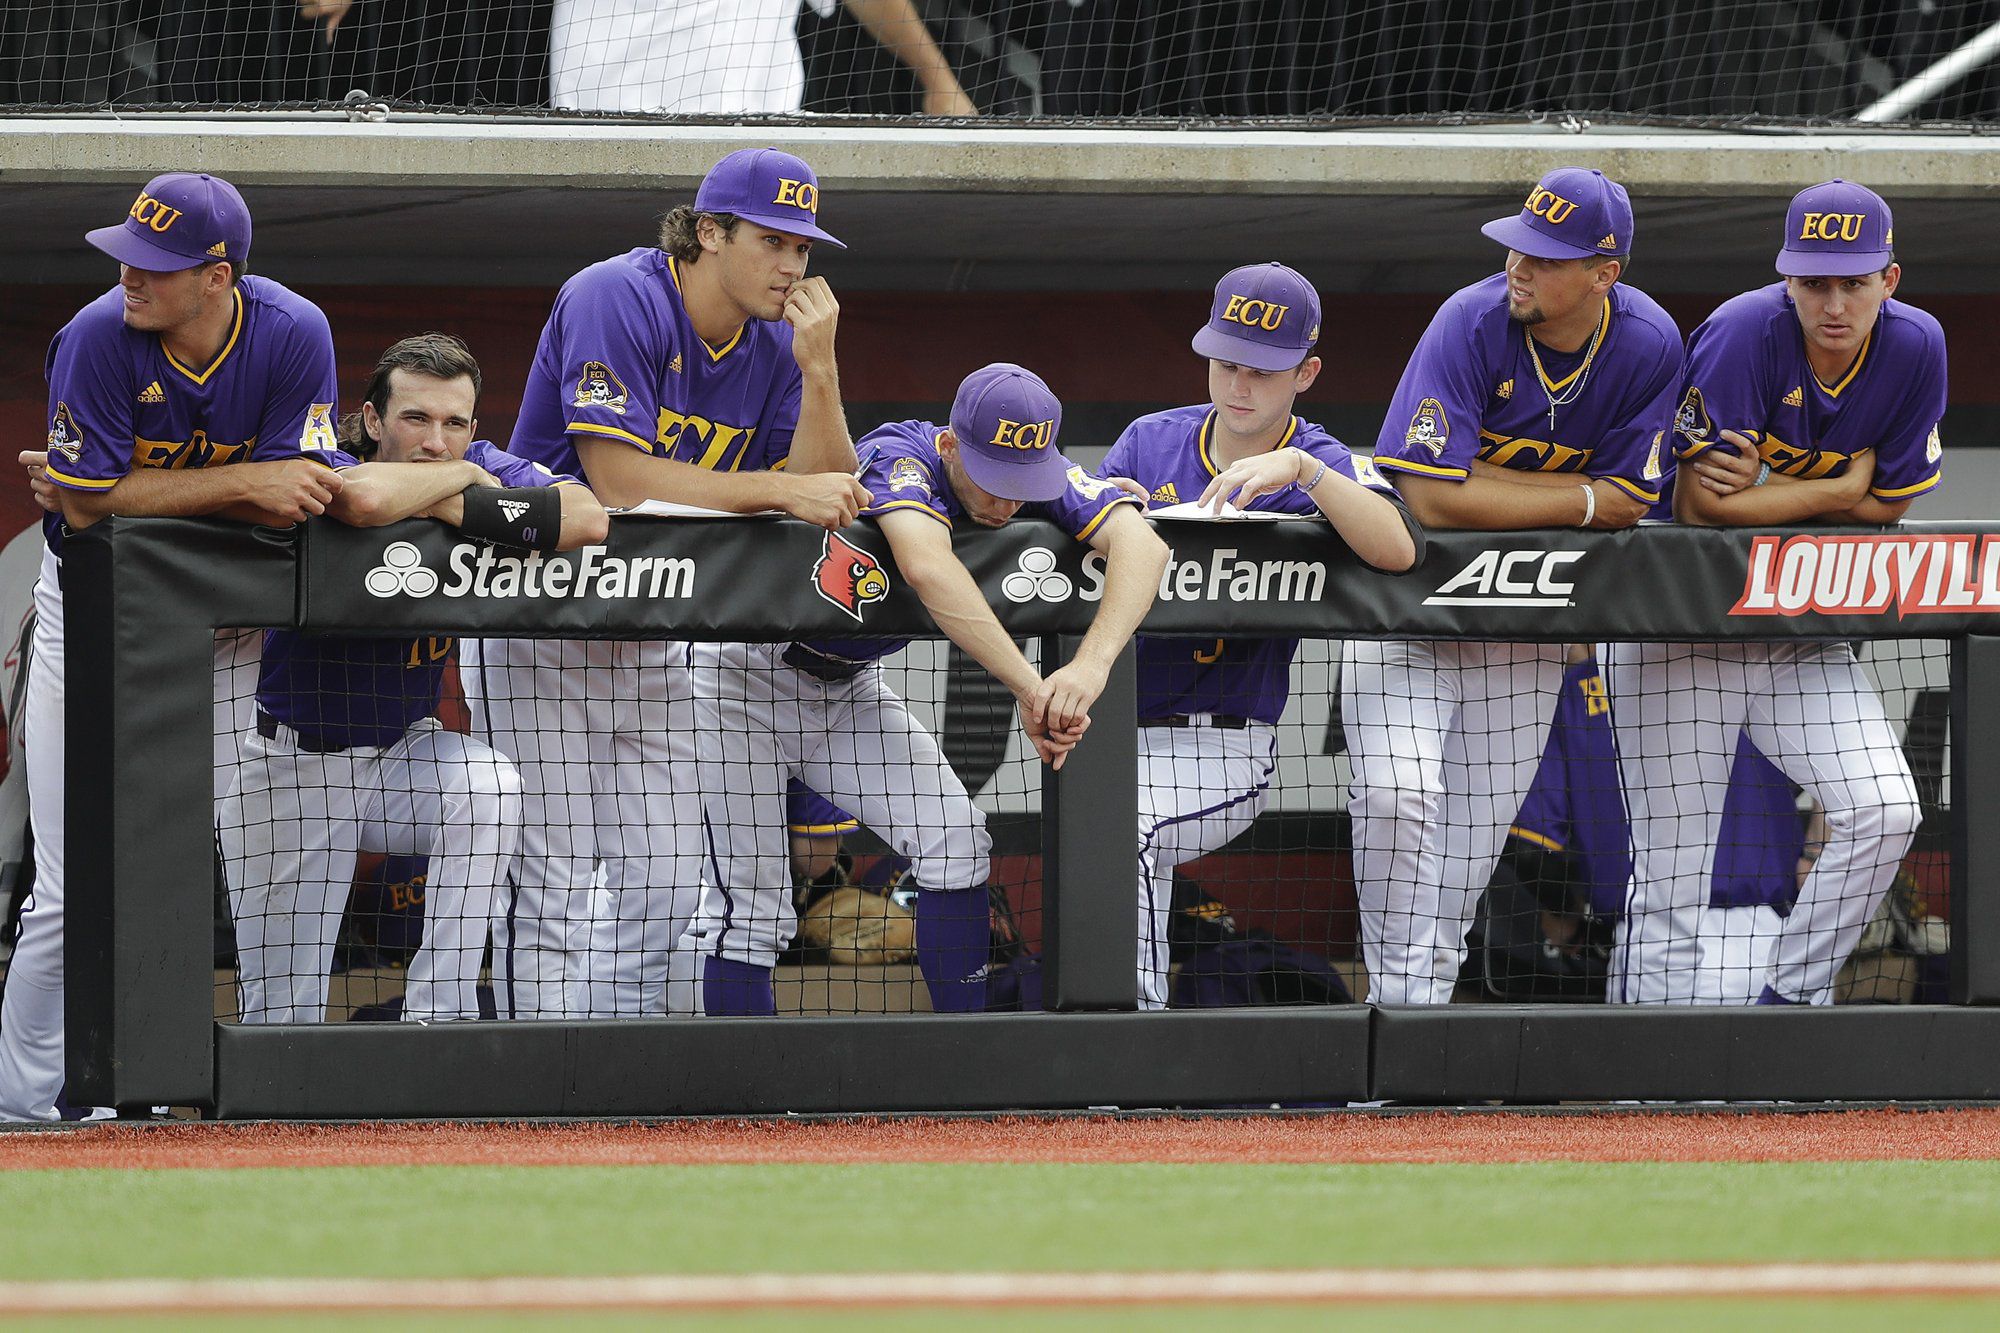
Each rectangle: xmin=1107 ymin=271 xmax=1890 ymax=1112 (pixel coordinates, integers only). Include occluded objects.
xmin=60 ymin=515 xmax=2000 ymax=1117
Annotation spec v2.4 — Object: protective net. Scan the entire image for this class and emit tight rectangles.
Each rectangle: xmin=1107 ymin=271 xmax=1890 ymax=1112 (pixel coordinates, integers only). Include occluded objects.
xmin=206 ymin=624 xmax=1951 ymax=1023
xmin=5 ymin=1 xmax=1998 ymax=126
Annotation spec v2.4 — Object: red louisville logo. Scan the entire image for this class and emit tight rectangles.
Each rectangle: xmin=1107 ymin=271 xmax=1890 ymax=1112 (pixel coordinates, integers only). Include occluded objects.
xmin=812 ymin=529 xmax=891 ymax=621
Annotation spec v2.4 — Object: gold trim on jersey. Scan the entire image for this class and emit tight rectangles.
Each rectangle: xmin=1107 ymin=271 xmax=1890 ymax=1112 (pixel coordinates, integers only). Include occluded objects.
xmin=567 ymin=420 xmax=653 ymax=451
xmin=1509 ymin=826 xmax=1564 ymax=853
xmin=1374 ymin=456 xmax=1469 ymax=480
xmin=1073 ymin=494 xmax=1141 ymax=542
xmin=789 ymin=820 xmax=862 ymax=836
xmin=1197 ymin=410 xmax=1297 ymax=478
xmin=1475 ymin=430 xmax=1591 ymax=473
xmin=41 ymin=463 xmax=117 ymax=490
xmin=1601 ymin=475 xmax=1660 ymax=504
xmin=665 ymin=256 xmax=746 ymax=362
xmin=1873 ymin=472 xmax=1941 ymax=499
xmin=162 ymin=288 xmax=244 ymax=386
xmin=871 ymin=497 xmax=951 ymax=525
xmin=1527 ymin=298 xmax=1610 ymax=395
xmin=1811 ymin=326 xmax=1873 ymax=398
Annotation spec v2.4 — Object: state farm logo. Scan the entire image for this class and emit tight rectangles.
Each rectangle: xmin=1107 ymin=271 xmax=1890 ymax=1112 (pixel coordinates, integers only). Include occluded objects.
xmin=1002 ymin=547 xmax=1073 ymax=603
xmin=366 ymin=542 xmax=440 ymax=597
xmin=1733 ymin=533 xmax=2000 ymax=617
xmin=1423 ymin=550 xmax=1584 ymax=607
xmin=363 ymin=541 xmax=695 ymax=600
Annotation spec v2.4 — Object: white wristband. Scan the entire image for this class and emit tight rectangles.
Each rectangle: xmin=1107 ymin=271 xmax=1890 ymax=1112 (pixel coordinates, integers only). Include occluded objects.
xmin=1578 ymin=482 xmax=1596 ymax=528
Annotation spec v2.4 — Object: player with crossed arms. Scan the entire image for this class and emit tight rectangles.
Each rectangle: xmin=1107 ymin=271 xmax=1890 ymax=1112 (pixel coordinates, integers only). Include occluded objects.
xmin=2 ymin=173 xmax=344 ymax=1121
xmin=690 ymin=363 xmax=1167 ymax=1014
xmin=1098 ymin=262 xmax=1422 ymax=1007
xmin=221 ymin=334 xmax=607 ymax=1023
xmin=473 ymin=147 xmax=867 ymax=1020
xmin=1604 ymin=180 xmax=1939 ymax=1004
xmin=1356 ymin=167 xmax=1682 ymax=1004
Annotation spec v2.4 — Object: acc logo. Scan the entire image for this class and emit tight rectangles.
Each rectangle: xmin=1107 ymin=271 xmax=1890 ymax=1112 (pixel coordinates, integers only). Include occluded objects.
xmin=366 ymin=542 xmax=441 ymax=598
xmin=47 ymin=402 xmax=83 ymax=463
xmin=1423 ymin=549 xmax=1585 ymax=607
xmin=573 ymin=361 xmax=629 ymax=414
xmin=1405 ymin=398 xmax=1448 ymax=455
xmin=1674 ymin=385 xmax=1711 ymax=445
xmin=1643 ymin=431 xmax=1663 ymax=483
xmin=127 ymin=190 xmax=183 ymax=233
xmin=1002 ymin=547 xmax=1073 ymax=604
xmin=1219 ymin=295 xmax=1289 ymax=331
xmin=1927 ymin=424 xmax=1944 ymax=464
xmin=813 ymin=529 xmax=889 ymax=621
xmin=1524 ymin=186 xmax=1577 ymax=224
xmin=990 ymin=418 xmax=1055 ymax=451
xmin=774 ymin=177 xmax=820 ymax=214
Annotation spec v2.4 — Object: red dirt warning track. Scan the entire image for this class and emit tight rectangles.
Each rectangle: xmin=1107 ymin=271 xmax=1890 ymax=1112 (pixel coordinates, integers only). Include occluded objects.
xmin=3 ymin=1107 xmax=1997 ymax=1170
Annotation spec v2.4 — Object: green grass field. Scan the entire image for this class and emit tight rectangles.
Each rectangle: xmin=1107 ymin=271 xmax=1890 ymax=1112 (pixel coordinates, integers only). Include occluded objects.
xmin=7 ymin=1161 xmax=2000 ymax=1327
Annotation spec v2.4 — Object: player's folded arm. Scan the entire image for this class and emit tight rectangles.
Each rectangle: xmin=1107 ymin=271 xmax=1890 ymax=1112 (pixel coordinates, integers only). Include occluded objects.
xmin=573 ymin=435 xmax=788 ymax=512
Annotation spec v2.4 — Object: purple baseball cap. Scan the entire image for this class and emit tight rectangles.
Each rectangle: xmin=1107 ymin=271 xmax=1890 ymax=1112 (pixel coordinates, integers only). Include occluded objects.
xmin=1777 ymin=179 xmax=1894 ymax=277
xmin=948 ymin=363 xmax=1067 ymax=502
xmin=1481 ymin=167 xmax=1632 ymax=261
xmin=694 ymin=147 xmax=845 ymax=249
xmin=1191 ymin=262 xmax=1321 ymax=372
xmin=86 ymin=172 xmax=252 ymax=272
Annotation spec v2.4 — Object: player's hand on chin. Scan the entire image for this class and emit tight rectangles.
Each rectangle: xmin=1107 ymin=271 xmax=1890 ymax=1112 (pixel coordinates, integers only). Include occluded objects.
xmin=1692 ymin=432 xmax=1763 ymax=495
xmin=777 ymin=472 xmax=871 ymax=529
xmin=1198 ymin=447 xmax=1302 ymax=512
xmin=17 ymin=450 xmax=59 ymax=514
xmin=783 ymin=277 xmax=839 ymax=373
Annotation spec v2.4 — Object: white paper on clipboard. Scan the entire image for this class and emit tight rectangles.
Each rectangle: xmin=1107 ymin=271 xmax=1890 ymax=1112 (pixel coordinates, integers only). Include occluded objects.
xmin=610 ymin=499 xmax=784 ymax=519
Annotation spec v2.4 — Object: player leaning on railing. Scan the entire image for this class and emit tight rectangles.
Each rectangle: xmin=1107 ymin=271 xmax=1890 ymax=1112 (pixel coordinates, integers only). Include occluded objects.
xmin=1604 ymin=180 xmax=1943 ymax=1005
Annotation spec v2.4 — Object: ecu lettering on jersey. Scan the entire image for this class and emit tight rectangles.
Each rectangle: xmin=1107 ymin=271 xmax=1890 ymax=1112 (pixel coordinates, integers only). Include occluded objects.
xmin=1476 ymin=432 xmax=1591 ymax=473
xmin=656 ymin=408 xmax=758 ymax=469
xmin=133 ymin=430 xmax=255 ymax=470
xmin=573 ymin=361 xmax=630 ymax=414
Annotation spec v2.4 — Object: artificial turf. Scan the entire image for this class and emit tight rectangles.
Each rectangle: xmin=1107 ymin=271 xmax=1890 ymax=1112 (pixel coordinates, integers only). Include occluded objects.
xmin=5 ymin=1160 xmax=2000 ymax=1280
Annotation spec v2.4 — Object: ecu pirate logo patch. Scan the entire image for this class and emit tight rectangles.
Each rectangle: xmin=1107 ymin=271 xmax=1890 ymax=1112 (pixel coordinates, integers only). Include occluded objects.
xmin=573 ymin=361 xmax=630 ymax=414
xmin=48 ymin=402 xmax=82 ymax=463
xmin=887 ymin=456 xmax=931 ymax=493
xmin=812 ymin=529 xmax=890 ymax=621
xmin=1405 ymin=398 xmax=1448 ymax=456
xmin=1675 ymin=385 xmax=1712 ymax=445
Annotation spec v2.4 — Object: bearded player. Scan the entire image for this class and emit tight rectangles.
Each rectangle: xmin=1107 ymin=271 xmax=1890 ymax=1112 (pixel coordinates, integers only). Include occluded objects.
xmin=690 ymin=363 xmax=1167 ymax=1015
xmin=1097 ymin=263 xmax=1422 ymax=1008
xmin=470 ymin=147 xmax=869 ymax=1020
xmin=1604 ymin=179 xmax=1937 ymax=1005
xmin=1 ymin=173 xmax=344 ymax=1121
xmin=1355 ymin=167 xmax=1682 ymax=1005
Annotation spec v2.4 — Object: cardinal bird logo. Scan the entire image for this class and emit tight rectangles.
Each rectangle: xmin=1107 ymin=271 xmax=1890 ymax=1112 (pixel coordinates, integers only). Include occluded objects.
xmin=812 ymin=529 xmax=890 ymax=621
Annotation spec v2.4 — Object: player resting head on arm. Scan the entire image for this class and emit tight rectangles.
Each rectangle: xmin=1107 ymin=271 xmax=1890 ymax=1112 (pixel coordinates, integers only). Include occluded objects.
xmin=329 ymin=333 xmax=607 ymax=550
xmin=1673 ymin=179 xmax=1942 ymax=529
xmin=553 ymin=148 xmax=866 ymax=524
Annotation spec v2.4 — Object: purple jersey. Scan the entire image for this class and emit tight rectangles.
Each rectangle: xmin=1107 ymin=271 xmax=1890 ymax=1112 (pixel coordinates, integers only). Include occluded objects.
xmin=509 ymin=248 xmax=803 ymax=480
xmin=1515 ymin=659 xmax=1800 ymax=916
xmin=801 ymin=419 xmax=1140 ymax=666
xmin=1100 ymin=404 xmax=1390 ymax=724
xmin=1669 ymin=281 xmax=1945 ymax=508
xmin=43 ymin=275 xmax=342 ymax=553
xmin=258 ymin=441 xmax=579 ymax=748
xmin=787 ymin=780 xmax=858 ymax=836
xmin=1373 ymin=273 xmax=1682 ymax=505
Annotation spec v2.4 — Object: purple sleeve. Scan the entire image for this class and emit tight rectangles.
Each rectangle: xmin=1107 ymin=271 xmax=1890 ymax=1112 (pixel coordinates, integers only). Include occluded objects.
xmin=250 ymin=301 xmax=341 ymax=465
xmin=753 ymin=357 xmax=805 ymax=470
xmin=1098 ymin=420 xmax=1140 ymax=482
xmin=468 ymin=439 xmax=580 ymax=489
xmin=42 ymin=309 xmax=137 ymax=493
xmin=1678 ymin=305 xmax=1774 ymax=462
xmin=1373 ymin=295 xmax=1491 ymax=482
xmin=787 ymin=779 xmax=858 ymax=833
xmin=1038 ymin=461 xmax=1144 ymax=541
xmin=1586 ymin=334 xmax=1681 ymax=505
xmin=1869 ymin=316 xmax=1947 ymax=501
xmin=555 ymin=267 xmax=671 ymax=456
xmin=857 ymin=422 xmax=951 ymax=525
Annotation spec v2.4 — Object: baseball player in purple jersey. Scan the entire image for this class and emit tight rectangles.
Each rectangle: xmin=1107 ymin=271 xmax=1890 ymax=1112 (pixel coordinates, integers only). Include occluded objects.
xmin=1096 ymin=263 xmax=1423 ymax=1008
xmin=1604 ymin=180 xmax=1937 ymax=1005
xmin=220 ymin=335 xmax=607 ymax=1023
xmin=690 ymin=364 xmax=1167 ymax=1015
xmin=0 ymin=173 xmax=345 ymax=1121
xmin=1513 ymin=652 xmax=1805 ymax=1003
xmin=467 ymin=147 xmax=868 ymax=1021
xmin=1353 ymin=167 xmax=1682 ymax=1005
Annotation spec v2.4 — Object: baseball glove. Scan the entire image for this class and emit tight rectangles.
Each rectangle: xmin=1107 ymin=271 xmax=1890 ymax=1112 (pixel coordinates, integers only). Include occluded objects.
xmin=797 ymin=885 xmax=916 ymax=966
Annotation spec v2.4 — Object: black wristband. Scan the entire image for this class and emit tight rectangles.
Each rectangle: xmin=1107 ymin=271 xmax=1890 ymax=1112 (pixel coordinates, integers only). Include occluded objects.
xmin=459 ymin=484 xmax=563 ymax=552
